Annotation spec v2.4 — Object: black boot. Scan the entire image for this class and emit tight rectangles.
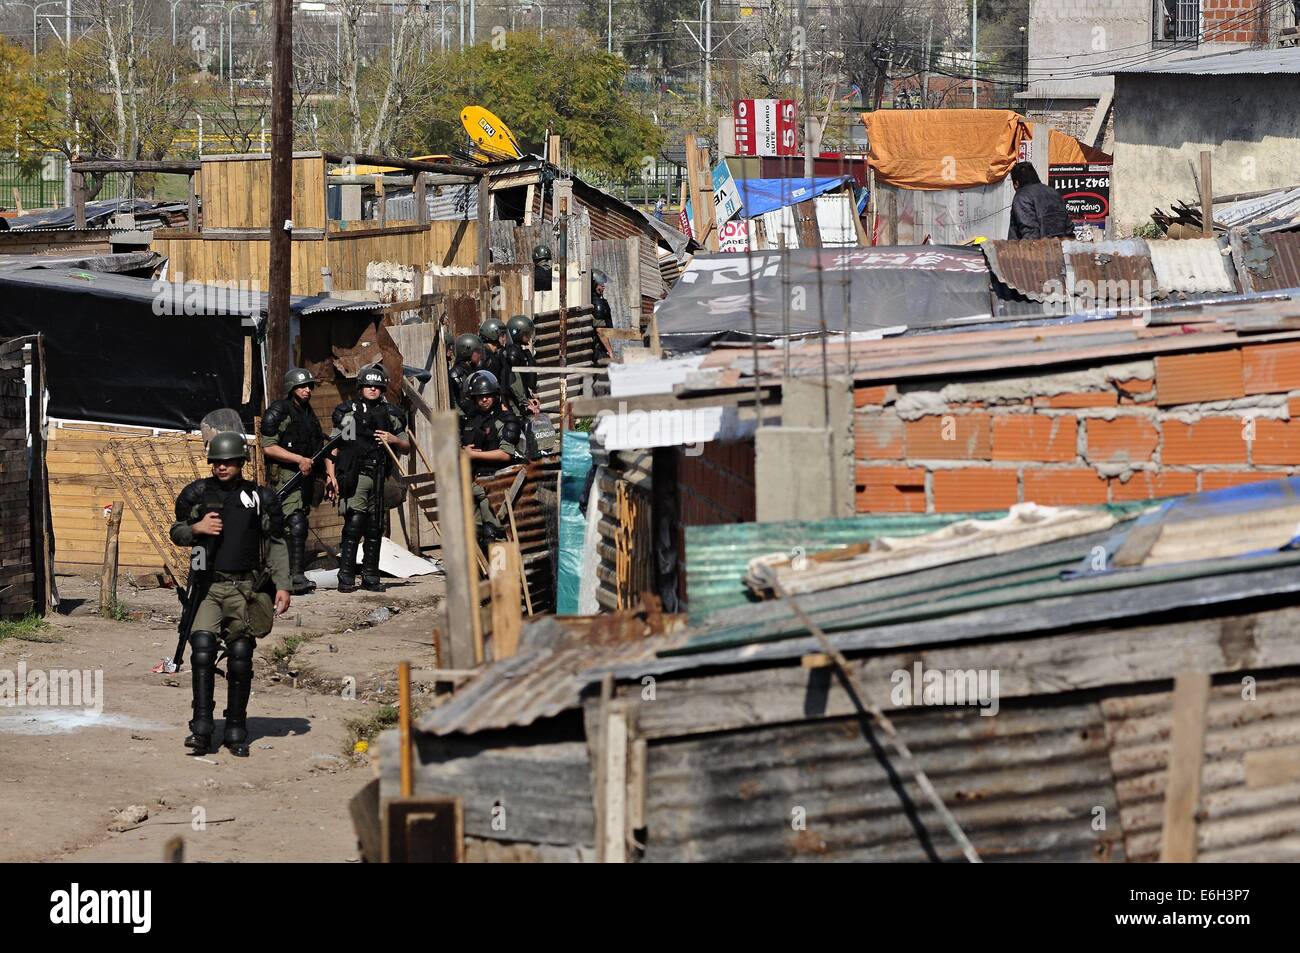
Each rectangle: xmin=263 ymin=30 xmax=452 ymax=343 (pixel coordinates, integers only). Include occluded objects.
xmin=361 ymin=519 xmax=384 ymax=592
xmin=222 ymin=637 xmax=254 ymax=757
xmin=338 ymin=510 xmax=366 ymax=593
xmin=184 ymin=630 xmax=218 ymax=754
xmin=286 ymin=511 xmax=314 ymax=595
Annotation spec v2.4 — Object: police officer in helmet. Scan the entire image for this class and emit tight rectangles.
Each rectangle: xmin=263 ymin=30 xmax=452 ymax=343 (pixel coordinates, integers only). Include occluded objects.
xmin=448 ymin=332 xmax=484 ymax=418
xmin=460 ymin=369 xmax=522 ymax=543
xmin=260 ymin=368 xmax=324 ymax=595
xmin=323 ymin=363 xmax=411 ymax=592
xmin=504 ymin=315 xmax=540 ymax=417
xmin=532 ymin=242 xmax=553 ymax=293
xmin=170 ymin=432 xmax=291 ymax=757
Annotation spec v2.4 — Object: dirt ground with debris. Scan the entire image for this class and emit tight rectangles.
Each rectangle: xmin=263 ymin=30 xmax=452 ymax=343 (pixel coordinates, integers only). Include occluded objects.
xmin=0 ymin=570 xmax=446 ymax=863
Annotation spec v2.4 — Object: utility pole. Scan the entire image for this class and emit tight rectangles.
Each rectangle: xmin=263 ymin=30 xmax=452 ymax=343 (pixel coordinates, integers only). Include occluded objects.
xmin=267 ymin=0 xmax=293 ymax=393
xmin=63 ymin=0 xmax=71 ymax=208
xmin=469 ymin=0 xmax=474 ymax=44
xmin=459 ymin=0 xmax=465 ymax=48
xmin=704 ymin=0 xmax=711 ymax=108
xmin=608 ymin=0 xmax=612 ymax=53
xmin=971 ymin=0 xmax=978 ymax=108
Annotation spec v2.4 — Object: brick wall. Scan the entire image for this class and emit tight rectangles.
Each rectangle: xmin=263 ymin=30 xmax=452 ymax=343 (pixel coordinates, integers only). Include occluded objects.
xmin=678 ymin=438 xmax=757 ymax=526
xmin=854 ymin=340 xmax=1300 ymax=513
xmin=1202 ymin=0 xmax=1268 ymax=43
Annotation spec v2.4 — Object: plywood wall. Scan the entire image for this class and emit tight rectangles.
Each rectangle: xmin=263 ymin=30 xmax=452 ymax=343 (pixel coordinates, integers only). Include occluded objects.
xmin=152 ymin=220 xmax=478 ymax=295
xmin=200 ymin=155 xmax=327 ymax=230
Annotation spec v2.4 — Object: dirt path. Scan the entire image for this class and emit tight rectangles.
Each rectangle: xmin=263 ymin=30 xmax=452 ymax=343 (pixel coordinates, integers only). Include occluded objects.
xmin=0 ymin=571 xmax=445 ymax=863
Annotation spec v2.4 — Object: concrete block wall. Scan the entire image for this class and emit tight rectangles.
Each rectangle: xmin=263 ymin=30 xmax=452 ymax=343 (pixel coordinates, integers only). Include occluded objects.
xmin=854 ymin=340 xmax=1300 ymax=513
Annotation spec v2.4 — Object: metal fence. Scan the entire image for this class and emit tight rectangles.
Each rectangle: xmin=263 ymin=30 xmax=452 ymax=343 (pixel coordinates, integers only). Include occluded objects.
xmin=0 ymin=156 xmax=65 ymax=212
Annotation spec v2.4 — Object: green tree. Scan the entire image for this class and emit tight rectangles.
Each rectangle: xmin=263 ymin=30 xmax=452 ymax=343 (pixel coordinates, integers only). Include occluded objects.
xmin=422 ymin=31 xmax=663 ymax=180
xmin=0 ymin=39 xmax=55 ymax=170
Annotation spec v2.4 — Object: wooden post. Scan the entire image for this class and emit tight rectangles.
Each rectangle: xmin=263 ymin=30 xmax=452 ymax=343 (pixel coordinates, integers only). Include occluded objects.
xmin=487 ymin=542 xmax=522 ymax=659
xmin=398 ymin=660 xmax=413 ymax=797
xmin=1159 ymin=671 xmax=1211 ymax=862
xmin=1200 ymin=150 xmax=1214 ymax=237
xmin=684 ymin=134 xmax=706 ymax=246
xmin=547 ymin=134 xmax=561 ymax=166
xmin=376 ymin=176 xmax=387 ymax=228
xmin=428 ymin=412 xmax=480 ymax=669
xmin=71 ymin=171 xmax=86 ymax=229
xmin=477 ymin=172 xmax=492 ymax=274
xmin=99 ymin=501 xmax=123 ymax=617
xmin=884 ymin=190 xmax=899 ymax=247
xmin=187 ymin=172 xmax=199 ymax=230
xmin=266 ymin=0 xmax=294 ymax=397
xmin=413 ymin=171 xmax=426 ymax=227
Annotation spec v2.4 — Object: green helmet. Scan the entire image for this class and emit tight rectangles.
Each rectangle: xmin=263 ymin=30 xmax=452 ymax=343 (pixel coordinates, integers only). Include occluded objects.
xmin=207 ymin=431 xmax=248 ymax=462
xmin=357 ymin=363 xmax=388 ymax=389
xmin=506 ymin=314 xmax=535 ymax=345
xmin=454 ymin=333 xmax=483 ymax=364
xmin=532 ymin=242 xmax=552 ymax=263
xmin=466 ymin=370 xmax=500 ymax=397
xmin=479 ymin=317 xmax=506 ymax=345
xmin=283 ymin=367 xmax=318 ymax=394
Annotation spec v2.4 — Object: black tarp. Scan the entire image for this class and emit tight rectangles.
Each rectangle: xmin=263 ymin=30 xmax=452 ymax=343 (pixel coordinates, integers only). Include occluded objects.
xmin=654 ymin=246 xmax=995 ymax=351
xmin=0 ymin=268 xmax=252 ymax=431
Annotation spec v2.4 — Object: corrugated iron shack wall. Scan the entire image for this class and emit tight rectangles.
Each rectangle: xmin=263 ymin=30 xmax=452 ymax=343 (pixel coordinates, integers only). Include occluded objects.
xmin=0 ymin=339 xmax=37 ymax=616
xmin=1104 ymin=674 xmax=1300 ymax=863
xmin=594 ymin=449 xmax=653 ymax=612
xmin=640 ymin=698 xmax=1124 ymax=862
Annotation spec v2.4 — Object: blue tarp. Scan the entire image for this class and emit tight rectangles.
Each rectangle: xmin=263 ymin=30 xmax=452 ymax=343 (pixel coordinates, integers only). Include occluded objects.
xmin=557 ymin=430 xmax=593 ymax=614
xmin=734 ymin=176 xmax=853 ymax=218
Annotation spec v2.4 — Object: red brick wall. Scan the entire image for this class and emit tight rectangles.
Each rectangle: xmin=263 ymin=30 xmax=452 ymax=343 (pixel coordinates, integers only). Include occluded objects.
xmin=677 ymin=438 xmax=757 ymax=525
xmin=1201 ymin=0 xmax=1267 ymax=43
xmin=855 ymin=340 xmax=1300 ymax=514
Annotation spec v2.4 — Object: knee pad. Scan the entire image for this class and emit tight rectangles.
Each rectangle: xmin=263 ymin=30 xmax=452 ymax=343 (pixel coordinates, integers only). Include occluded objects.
xmin=226 ymin=637 xmax=255 ymax=680
xmin=190 ymin=630 xmax=218 ymax=667
xmin=287 ymin=511 xmax=309 ymax=542
xmin=343 ymin=509 xmax=369 ymax=539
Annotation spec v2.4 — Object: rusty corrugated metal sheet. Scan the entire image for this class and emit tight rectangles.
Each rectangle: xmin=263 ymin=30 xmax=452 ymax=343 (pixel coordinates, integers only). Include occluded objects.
xmin=1235 ymin=231 xmax=1300 ymax=293
xmin=982 ymin=239 xmax=1066 ymax=301
xmin=1063 ymin=238 xmax=1157 ymax=310
xmin=1103 ymin=676 xmax=1300 ymax=862
xmin=417 ymin=629 xmax=682 ymax=736
xmin=1146 ymin=238 xmax=1238 ymax=295
xmin=643 ymin=699 xmax=1125 ymax=862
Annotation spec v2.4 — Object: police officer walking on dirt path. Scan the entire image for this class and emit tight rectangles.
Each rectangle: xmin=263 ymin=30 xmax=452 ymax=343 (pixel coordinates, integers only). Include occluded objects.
xmin=260 ymin=368 xmax=324 ymax=595
xmin=171 ymin=432 xmax=291 ymax=758
xmin=323 ymin=363 xmax=410 ymax=593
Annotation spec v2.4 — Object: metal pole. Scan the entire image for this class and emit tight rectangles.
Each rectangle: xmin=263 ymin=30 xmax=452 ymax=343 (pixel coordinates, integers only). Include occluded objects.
xmin=459 ymin=0 xmax=464 ymax=48
xmin=704 ymin=0 xmax=711 ymax=108
xmin=469 ymin=0 xmax=474 ymax=44
xmin=64 ymin=0 xmax=72 ymax=207
xmin=268 ymin=0 xmax=293 ymax=392
xmin=971 ymin=0 xmax=977 ymax=108
xmin=607 ymin=0 xmax=611 ymax=52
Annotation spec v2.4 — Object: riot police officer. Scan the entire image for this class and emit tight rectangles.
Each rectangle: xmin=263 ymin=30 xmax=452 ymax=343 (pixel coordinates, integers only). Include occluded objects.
xmin=504 ymin=315 xmax=540 ymax=417
xmin=448 ymin=332 xmax=484 ymax=418
xmin=170 ymin=432 xmax=290 ymax=757
xmin=592 ymin=269 xmax=613 ymax=364
xmin=261 ymin=367 xmax=324 ymax=595
xmin=533 ymin=242 xmax=553 ymax=293
xmin=324 ymin=363 xmax=411 ymax=593
xmin=460 ymin=369 xmax=522 ymax=544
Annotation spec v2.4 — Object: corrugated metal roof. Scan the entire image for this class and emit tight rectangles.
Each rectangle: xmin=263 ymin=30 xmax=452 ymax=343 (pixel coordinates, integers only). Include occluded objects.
xmin=1234 ymin=230 xmax=1300 ymax=293
xmin=1104 ymin=676 xmax=1300 ymax=862
xmin=685 ymin=510 xmax=1014 ymax=621
xmin=1146 ymin=238 xmax=1238 ymax=295
xmin=981 ymin=239 xmax=1066 ymax=302
xmin=1113 ymin=47 xmax=1300 ymax=75
xmin=643 ymin=700 xmax=1124 ymax=862
xmin=1063 ymin=238 xmax=1157 ymax=310
xmin=416 ymin=628 xmax=682 ymax=736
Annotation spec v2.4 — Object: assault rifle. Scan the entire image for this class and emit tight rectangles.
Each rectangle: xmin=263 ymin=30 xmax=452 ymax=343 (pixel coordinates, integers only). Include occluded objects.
xmin=276 ymin=432 xmax=345 ymax=503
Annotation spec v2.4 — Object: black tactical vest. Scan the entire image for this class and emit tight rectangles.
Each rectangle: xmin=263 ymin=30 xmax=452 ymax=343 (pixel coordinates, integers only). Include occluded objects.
xmin=206 ymin=479 xmax=262 ymax=572
xmin=264 ymin=398 xmax=323 ymax=472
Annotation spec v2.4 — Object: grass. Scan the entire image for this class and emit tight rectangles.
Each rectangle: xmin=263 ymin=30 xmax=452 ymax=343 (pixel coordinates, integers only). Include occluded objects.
xmin=0 ymin=613 xmax=55 ymax=644
xmin=100 ymin=599 xmax=132 ymax=622
xmin=271 ymin=633 xmax=307 ymax=664
xmin=344 ymin=704 xmax=403 ymax=755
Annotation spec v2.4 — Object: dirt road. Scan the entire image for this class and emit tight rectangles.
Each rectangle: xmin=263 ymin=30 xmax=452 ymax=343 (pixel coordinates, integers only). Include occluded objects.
xmin=0 ymin=571 xmax=444 ymax=863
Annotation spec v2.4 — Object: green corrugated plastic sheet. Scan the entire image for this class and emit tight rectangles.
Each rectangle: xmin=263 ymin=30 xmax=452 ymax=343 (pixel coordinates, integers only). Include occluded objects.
xmin=683 ymin=501 xmax=1162 ymax=624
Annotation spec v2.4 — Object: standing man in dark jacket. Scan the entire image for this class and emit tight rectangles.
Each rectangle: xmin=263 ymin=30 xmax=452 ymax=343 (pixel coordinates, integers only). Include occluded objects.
xmin=591 ymin=269 xmax=613 ymax=364
xmin=261 ymin=368 xmax=324 ymax=595
xmin=1008 ymin=162 xmax=1073 ymax=240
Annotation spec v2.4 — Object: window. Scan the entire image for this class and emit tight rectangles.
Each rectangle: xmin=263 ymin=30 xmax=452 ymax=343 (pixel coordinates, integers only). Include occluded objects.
xmin=1154 ymin=0 xmax=1200 ymax=42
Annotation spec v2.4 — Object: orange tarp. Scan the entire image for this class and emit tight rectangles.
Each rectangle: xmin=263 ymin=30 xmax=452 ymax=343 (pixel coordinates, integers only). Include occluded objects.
xmin=863 ymin=109 xmax=1031 ymax=191
xmin=1047 ymin=128 xmax=1111 ymax=165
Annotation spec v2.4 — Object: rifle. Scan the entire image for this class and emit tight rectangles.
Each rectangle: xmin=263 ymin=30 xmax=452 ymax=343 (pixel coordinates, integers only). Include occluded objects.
xmin=276 ymin=432 xmax=345 ymax=504
xmin=168 ymin=507 xmax=219 ymax=672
